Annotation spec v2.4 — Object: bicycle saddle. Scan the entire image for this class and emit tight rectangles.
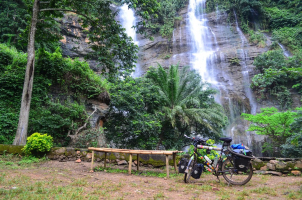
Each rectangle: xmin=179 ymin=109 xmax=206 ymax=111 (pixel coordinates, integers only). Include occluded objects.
xmin=219 ymin=137 xmax=232 ymax=143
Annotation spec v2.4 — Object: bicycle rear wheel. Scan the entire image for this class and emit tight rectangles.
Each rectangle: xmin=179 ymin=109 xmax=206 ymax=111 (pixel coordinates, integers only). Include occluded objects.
xmin=222 ymin=158 xmax=253 ymax=185
xmin=184 ymin=160 xmax=194 ymax=183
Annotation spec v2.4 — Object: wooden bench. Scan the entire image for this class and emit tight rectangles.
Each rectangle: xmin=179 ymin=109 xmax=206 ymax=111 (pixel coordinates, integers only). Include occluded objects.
xmin=88 ymin=147 xmax=182 ymax=178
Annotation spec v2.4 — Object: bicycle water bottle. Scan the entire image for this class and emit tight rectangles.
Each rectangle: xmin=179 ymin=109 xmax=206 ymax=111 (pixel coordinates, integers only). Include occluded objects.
xmin=204 ymin=155 xmax=212 ymax=164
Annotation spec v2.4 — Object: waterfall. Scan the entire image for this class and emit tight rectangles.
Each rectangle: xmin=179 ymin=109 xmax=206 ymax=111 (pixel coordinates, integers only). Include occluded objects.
xmin=185 ymin=0 xmax=261 ymax=150
xmin=119 ymin=4 xmax=141 ymax=77
xmin=187 ymin=0 xmax=218 ymax=86
xmin=233 ymin=10 xmax=257 ymax=115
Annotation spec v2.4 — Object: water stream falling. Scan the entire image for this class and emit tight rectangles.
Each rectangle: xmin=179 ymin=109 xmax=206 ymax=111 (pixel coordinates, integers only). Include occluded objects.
xmin=119 ymin=4 xmax=141 ymax=77
xmin=118 ymin=0 xmax=264 ymax=155
xmin=186 ymin=0 xmax=259 ymax=149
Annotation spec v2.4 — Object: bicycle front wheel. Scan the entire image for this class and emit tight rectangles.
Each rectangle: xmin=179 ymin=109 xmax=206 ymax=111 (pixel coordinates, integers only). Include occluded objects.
xmin=184 ymin=160 xmax=194 ymax=183
xmin=222 ymin=158 xmax=253 ymax=185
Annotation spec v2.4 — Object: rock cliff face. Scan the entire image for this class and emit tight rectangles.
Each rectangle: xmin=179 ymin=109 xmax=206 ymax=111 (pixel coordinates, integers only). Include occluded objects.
xmin=58 ymin=13 xmax=109 ymax=130
xmin=59 ymin=3 xmax=299 ymax=155
xmin=135 ymin=5 xmax=271 ymax=155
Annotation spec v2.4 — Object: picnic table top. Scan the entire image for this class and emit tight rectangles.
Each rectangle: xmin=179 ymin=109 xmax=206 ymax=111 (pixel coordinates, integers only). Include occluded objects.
xmin=88 ymin=147 xmax=182 ymax=155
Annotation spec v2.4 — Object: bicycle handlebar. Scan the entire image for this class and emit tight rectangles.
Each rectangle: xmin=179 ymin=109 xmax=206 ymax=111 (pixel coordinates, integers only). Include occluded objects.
xmin=184 ymin=134 xmax=208 ymax=146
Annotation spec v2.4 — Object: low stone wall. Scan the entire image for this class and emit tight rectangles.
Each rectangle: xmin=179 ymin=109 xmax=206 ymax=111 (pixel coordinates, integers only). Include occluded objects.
xmin=0 ymin=145 xmax=180 ymax=167
xmin=252 ymin=157 xmax=302 ymax=176
xmin=1 ymin=144 xmax=301 ymax=175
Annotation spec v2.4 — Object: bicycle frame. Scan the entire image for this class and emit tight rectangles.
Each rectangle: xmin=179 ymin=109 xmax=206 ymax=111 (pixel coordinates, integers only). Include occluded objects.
xmin=186 ymin=143 xmax=232 ymax=175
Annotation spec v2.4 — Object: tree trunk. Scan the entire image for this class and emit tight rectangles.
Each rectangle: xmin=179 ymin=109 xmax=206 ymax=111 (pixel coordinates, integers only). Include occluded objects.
xmin=13 ymin=0 xmax=39 ymax=145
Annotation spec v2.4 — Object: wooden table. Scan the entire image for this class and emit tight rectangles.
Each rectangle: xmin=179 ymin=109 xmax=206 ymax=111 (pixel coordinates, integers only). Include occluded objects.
xmin=88 ymin=147 xmax=182 ymax=178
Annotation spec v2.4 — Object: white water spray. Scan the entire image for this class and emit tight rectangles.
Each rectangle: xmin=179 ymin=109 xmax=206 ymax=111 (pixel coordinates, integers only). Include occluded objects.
xmin=119 ymin=4 xmax=140 ymax=77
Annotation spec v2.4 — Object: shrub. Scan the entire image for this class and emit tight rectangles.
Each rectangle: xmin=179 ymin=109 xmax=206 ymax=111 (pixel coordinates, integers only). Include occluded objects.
xmin=22 ymin=133 xmax=53 ymax=156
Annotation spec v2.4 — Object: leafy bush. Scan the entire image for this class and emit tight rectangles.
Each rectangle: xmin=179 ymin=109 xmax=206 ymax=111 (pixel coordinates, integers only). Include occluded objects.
xmin=264 ymin=7 xmax=301 ymax=29
xmin=281 ymin=133 xmax=302 ymax=158
xmin=0 ymin=44 xmax=109 ymax=145
xmin=22 ymin=133 xmax=53 ymax=156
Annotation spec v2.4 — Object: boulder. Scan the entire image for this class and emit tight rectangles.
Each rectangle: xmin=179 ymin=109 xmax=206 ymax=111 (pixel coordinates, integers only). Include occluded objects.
xmin=295 ymin=161 xmax=302 ymax=170
xmin=260 ymin=166 xmax=268 ymax=171
xmin=252 ymin=159 xmax=266 ymax=170
xmin=276 ymin=161 xmax=287 ymax=170
xmin=86 ymin=153 xmax=92 ymax=159
xmin=265 ymin=171 xmax=282 ymax=176
xmin=291 ymin=170 xmax=302 ymax=176
xmin=269 ymin=160 xmax=278 ymax=165
xmin=118 ymin=160 xmax=128 ymax=165
xmin=267 ymin=163 xmax=276 ymax=171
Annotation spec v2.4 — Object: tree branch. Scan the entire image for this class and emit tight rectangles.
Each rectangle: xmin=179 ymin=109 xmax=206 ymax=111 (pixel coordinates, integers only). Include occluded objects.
xmin=67 ymin=106 xmax=98 ymax=139
xmin=39 ymin=1 xmax=50 ymax=4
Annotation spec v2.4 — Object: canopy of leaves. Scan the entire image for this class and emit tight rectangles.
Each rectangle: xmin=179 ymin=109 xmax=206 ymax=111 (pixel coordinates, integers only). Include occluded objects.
xmin=0 ymin=44 xmax=108 ymax=145
xmin=105 ymin=65 xmax=226 ymax=150
xmin=0 ymin=0 xmax=29 ymax=49
xmin=242 ymin=107 xmax=298 ymax=155
xmin=104 ymin=77 xmax=163 ymax=149
xmin=146 ymin=65 xmax=226 ymax=146
xmin=281 ymin=107 xmax=302 ymax=157
xmin=251 ymin=50 xmax=302 ymax=109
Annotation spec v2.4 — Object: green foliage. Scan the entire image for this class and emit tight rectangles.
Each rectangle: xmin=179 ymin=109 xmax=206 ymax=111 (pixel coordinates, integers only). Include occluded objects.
xmin=74 ymin=128 xmax=103 ymax=148
xmin=251 ymin=50 xmax=302 ymax=109
xmin=104 ymin=77 xmax=163 ymax=149
xmin=247 ymin=30 xmax=266 ymax=47
xmin=105 ymin=65 xmax=226 ymax=150
xmin=281 ymin=133 xmax=302 ymax=158
xmin=187 ymin=139 xmax=220 ymax=162
xmin=0 ymin=44 xmax=108 ymax=145
xmin=281 ymin=107 xmax=302 ymax=157
xmin=0 ymin=0 xmax=29 ymax=50
xmin=22 ymin=133 xmax=53 ymax=156
xmin=133 ymin=0 xmax=188 ymax=40
xmin=147 ymin=64 xmax=226 ymax=133
xmin=272 ymin=27 xmax=302 ymax=53
xmin=263 ymin=7 xmax=301 ymax=29
xmin=242 ymin=107 xmax=298 ymax=155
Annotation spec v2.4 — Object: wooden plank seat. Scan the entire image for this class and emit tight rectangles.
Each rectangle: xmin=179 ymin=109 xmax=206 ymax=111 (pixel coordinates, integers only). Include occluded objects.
xmin=88 ymin=147 xmax=182 ymax=178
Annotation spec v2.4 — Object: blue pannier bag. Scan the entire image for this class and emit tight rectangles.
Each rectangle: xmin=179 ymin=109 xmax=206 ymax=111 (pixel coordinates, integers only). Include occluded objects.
xmin=231 ymin=144 xmax=246 ymax=149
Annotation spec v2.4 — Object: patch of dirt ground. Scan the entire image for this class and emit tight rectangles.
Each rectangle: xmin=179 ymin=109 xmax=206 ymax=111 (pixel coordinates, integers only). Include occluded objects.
xmin=1 ymin=160 xmax=302 ymax=199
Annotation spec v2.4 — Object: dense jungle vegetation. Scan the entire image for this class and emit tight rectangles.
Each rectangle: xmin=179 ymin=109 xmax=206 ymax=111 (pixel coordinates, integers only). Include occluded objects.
xmin=206 ymin=0 xmax=302 ymax=157
xmin=0 ymin=0 xmax=301 ymax=156
xmin=0 ymin=0 xmax=225 ymax=150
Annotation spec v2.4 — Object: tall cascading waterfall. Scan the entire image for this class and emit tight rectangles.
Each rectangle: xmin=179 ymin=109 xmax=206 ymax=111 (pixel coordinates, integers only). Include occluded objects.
xmin=119 ymin=0 xmax=265 ymax=155
xmin=119 ymin=4 xmax=141 ymax=77
xmin=185 ymin=0 xmax=262 ymax=154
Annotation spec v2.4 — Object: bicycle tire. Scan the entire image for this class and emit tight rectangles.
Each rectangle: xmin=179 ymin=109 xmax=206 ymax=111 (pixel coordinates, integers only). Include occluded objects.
xmin=184 ymin=160 xmax=195 ymax=183
xmin=222 ymin=158 xmax=253 ymax=185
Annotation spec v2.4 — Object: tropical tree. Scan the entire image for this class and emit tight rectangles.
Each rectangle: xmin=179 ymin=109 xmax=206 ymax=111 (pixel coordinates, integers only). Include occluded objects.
xmin=146 ymin=64 xmax=226 ymax=148
xmin=242 ymin=107 xmax=298 ymax=155
xmin=13 ymin=0 xmax=159 ymax=145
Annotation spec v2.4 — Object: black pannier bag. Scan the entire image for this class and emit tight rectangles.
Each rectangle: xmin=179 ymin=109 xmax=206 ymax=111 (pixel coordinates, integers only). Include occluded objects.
xmin=191 ymin=163 xmax=204 ymax=179
xmin=178 ymin=158 xmax=188 ymax=173
xmin=232 ymin=149 xmax=253 ymax=172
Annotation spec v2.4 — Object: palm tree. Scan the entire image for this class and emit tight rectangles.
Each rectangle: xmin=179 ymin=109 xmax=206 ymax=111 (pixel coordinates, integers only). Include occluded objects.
xmin=146 ymin=64 xmax=226 ymax=142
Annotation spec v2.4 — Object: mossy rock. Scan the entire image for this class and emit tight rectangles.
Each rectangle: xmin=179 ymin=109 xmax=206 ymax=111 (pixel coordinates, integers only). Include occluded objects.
xmin=251 ymin=159 xmax=266 ymax=170
xmin=0 ymin=144 xmax=24 ymax=155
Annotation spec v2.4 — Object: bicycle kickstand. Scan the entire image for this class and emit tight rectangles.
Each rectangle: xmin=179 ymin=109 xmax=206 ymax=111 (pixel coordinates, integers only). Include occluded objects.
xmin=215 ymin=174 xmax=220 ymax=183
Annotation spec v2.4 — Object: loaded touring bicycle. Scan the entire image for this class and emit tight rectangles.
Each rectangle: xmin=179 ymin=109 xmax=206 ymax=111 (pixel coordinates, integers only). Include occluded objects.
xmin=179 ymin=135 xmax=254 ymax=185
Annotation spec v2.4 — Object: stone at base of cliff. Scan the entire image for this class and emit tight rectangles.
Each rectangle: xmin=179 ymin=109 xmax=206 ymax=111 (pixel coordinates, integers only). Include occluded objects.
xmin=254 ymin=170 xmax=266 ymax=175
xmin=291 ymin=170 xmax=301 ymax=176
xmin=265 ymin=171 xmax=282 ymax=176
xmin=75 ymin=159 xmax=81 ymax=163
